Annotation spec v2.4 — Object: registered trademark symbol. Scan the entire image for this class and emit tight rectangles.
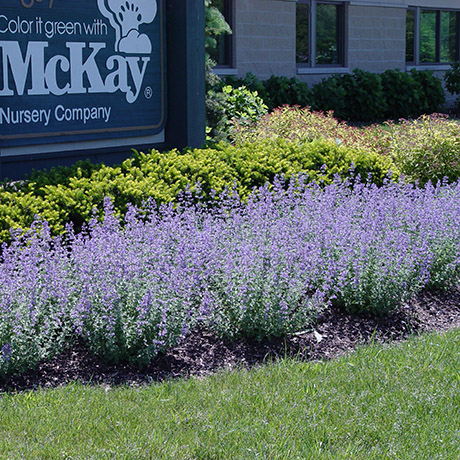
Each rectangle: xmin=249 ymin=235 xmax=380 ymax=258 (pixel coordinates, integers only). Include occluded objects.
xmin=144 ymin=87 xmax=153 ymax=99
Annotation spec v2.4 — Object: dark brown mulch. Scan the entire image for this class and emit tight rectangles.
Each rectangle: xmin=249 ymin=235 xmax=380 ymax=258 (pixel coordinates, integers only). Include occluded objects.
xmin=1 ymin=287 xmax=460 ymax=393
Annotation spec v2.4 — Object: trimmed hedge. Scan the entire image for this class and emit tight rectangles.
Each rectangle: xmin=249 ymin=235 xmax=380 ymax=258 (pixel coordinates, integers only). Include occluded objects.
xmin=0 ymin=140 xmax=396 ymax=242
xmin=225 ymin=68 xmax=445 ymax=122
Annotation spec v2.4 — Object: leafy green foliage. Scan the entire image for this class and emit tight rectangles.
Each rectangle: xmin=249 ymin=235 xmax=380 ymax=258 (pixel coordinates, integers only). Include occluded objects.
xmin=380 ymin=69 xmax=424 ymax=119
xmin=444 ymin=61 xmax=460 ymax=110
xmin=226 ymin=74 xmax=310 ymax=111
xmin=263 ymin=76 xmax=310 ymax=110
xmin=224 ymin=69 xmax=445 ymax=122
xmin=311 ymin=69 xmax=444 ymax=122
xmin=205 ymin=60 xmax=230 ymax=142
xmin=340 ymin=69 xmax=387 ymax=121
xmin=204 ymin=0 xmax=231 ymax=58
xmin=0 ymin=140 xmax=394 ymax=242
xmin=388 ymin=114 xmax=460 ymax=185
xmin=233 ymin=106 xmax=394 ymax=159
xmin=410 ymin=69 xmax=446 ymax=114
xmin=207 ymin=86 xmax=268 ymax=141
xmin=204 ymin=0 xmax=233 ymax=141
xmin=226 ymin=72 xmax=268 ymax=100
xmin=309 ymin=75 xmax=346 ymax=115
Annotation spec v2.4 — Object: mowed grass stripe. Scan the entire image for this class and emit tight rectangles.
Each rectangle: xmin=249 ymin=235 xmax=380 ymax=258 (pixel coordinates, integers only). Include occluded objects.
xmin=0 ymin=329 xmax=459 ymax=460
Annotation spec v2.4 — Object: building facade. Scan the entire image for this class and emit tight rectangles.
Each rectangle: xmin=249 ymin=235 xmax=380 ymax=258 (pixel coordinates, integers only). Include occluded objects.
xmin=211 ymin=0 xmax=460 ymax=102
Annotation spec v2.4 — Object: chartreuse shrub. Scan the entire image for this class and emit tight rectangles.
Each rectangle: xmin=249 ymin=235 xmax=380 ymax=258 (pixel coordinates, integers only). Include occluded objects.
xmin=2 ymin=178 xmax=460 ymax=378
xmin=232 ymin=105 xmax=394 ymax=157
xmin=235 ymin=107 xmax=460 ymax=186
xmin=388 ymin=114 xmax=460 ymax=185
xmin=0 ymin=140 xmax=394 ymax=242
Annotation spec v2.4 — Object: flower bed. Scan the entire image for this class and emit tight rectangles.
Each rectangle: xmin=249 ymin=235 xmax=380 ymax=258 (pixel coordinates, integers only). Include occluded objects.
xmin=1 ymin=177 xmax=460 ymax=378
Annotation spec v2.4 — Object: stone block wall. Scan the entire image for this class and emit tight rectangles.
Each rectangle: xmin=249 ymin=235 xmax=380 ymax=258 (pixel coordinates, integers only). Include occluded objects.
xmin=231 ymin=1 xmax=410 ymax=81
xmin=233 ymin=0 xmax=296 ymax=79
xmin=347 ymin=5 xmax=406 ymax=73
xmin=223 ymin=0 xmax=455 ymax=106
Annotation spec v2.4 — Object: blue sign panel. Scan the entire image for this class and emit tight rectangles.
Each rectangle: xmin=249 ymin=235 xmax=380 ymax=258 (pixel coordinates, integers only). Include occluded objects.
xmin=0 ymin=0 xmax=166 ymax=147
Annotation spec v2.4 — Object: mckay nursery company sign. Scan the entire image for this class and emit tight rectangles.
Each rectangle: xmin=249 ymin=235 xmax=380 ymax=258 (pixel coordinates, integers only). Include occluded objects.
xmin=0 ymin=0 xmax=166 ymax=148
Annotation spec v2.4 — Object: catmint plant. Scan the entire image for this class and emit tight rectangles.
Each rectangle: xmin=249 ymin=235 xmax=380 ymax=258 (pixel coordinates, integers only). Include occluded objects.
xmin=1 ymin=176 xmax=460 ymax=378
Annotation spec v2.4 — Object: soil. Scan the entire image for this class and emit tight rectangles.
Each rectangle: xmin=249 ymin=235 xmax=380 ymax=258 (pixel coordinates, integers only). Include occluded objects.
xmin=2 ymin=287 xmax=460 ymax=393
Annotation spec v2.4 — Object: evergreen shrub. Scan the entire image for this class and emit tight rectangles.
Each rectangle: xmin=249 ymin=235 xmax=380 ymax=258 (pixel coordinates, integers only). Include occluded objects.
xmin=0 ymin=140 xmax=394 ymax=242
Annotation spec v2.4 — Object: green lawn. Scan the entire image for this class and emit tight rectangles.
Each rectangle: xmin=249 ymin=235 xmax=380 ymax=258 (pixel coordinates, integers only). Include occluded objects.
xmin=1 ymin=329 xmax=459 ymax=460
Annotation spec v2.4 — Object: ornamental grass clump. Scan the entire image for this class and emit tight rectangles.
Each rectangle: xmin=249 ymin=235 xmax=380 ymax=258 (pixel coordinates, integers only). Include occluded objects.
xmin=1 ymin=178 xmax=460 ymax=378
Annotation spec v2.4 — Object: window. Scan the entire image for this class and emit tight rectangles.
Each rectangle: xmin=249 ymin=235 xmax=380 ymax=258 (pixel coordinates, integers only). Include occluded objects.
xmin=209 ymin=0 xmax=233 ymax=67
xmin=296 ymin=0 xmax=346 ymax=68
xmin=406 ymin=7 xmax=460 ymax=65
xmin=406 ymin=9 xmax=415 ymax=63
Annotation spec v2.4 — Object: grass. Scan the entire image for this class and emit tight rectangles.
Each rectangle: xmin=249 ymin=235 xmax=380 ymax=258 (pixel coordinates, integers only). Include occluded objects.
xmin=0 ymin=329 xmax=459 ymax=460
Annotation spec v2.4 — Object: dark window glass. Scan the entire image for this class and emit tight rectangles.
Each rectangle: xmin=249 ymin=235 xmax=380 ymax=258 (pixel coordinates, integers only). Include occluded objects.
xmin=441 ymin=11 xmax=458 ymax=62
xmin=296 ymin=3 xmax=310 ymax=64
xmin=406 ymin=9 xmax=415 ymax=62
xmin=316 ymin=3 xmax=343 ymax=65
xmin=420 ymin=10 xmax=437 ymax=63
xmin=209 ymin=0 xmax=232 ymax=66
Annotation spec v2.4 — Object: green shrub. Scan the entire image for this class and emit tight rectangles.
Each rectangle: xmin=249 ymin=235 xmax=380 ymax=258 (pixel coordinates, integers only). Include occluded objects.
xmin=388 ymin=114 xmax=460 ymax=185
xmin=310 ymin=68 xmax=444 ymax=122
xmin=0 ymin=140 xmax=396 ymax=243
xmin=205 ymin=58 xmax=229 ymax=142
xmin=339 ymin=69 xmax=387 ymax=121
xmin=225 ymin=69 xmax=445 ymax=122
xmin=225 ymin=72 xmax=268 ymax=100
xmin=222 ymin=85 xmax=268 ymax=127
xmin=410 ymin=69 xmax=445 ymax=114
xmin=380 ymin=69 xmax=423 ymax=120
xmin=444 ymin=62 xmax=460 ymax=110
xmin=262 ymin=75 xmax=310 ymax=110
xmin=204 ymin=0 xmax=232 ymax=141
xmin=226 ymin=74 xmax=311 ymax=111
xmin=309 ymin=75 xmax=346 ymax=115
xmin=206 ymin=85 xmax=268 ymax=142
xmin=232 ymin=106 xmax=393 ymax=158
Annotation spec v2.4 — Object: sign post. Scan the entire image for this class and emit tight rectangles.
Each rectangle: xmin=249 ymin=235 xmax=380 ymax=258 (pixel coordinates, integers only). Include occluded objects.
xmin=0 ymin=0 xmax=205 ymax=180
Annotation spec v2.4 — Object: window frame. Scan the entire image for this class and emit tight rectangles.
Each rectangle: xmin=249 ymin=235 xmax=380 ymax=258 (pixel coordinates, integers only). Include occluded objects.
xmin=296 ymin=0 xmax=347 ymax=70
xmin=406 ymin=6 xmax=460 ymax=66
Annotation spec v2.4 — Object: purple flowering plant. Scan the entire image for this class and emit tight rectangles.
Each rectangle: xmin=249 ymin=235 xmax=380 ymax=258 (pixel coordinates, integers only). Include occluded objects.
xmin=1 ymin=176 xmax=460 ymax=378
